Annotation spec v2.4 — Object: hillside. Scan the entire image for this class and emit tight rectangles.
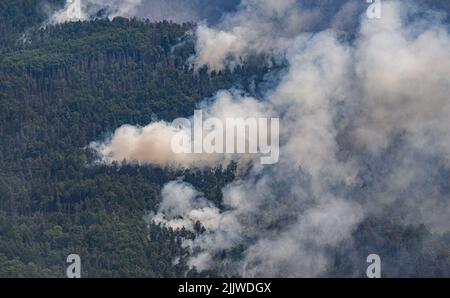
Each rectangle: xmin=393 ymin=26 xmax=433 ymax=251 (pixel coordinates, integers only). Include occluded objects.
xmin=0 ymin=0 xmax=449 ymax=278
xmin=0 ymin=8 xmax=263 ymax=277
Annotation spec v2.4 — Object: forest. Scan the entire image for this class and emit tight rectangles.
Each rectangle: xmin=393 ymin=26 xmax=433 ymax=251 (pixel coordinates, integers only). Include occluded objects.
xmin=0 ymin=0 xmax=260 ymax=277
xmin=0 ymin=0 xmax=449 ymax=277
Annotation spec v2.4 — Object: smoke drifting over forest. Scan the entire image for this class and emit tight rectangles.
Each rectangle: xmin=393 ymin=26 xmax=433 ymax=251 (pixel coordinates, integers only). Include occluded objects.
xmin=49 ymin=0 xmax=240 ymax=24
xmin=81 ymin=0 xmax=450 ymax=277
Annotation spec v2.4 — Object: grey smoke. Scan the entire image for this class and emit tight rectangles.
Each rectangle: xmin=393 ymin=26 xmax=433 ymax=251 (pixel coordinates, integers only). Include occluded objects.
xmin=88 ymin=0 xmax=450 ymax=277
xmin=151 ymin=180 xmax=222 ymax=232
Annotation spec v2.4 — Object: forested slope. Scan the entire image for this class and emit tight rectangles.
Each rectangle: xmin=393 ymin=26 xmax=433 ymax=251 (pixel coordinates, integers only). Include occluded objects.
xmin=0 ymin=5 xmax=259 ymax=277
xmin=0 ymin=0 xmax=449 ymax=278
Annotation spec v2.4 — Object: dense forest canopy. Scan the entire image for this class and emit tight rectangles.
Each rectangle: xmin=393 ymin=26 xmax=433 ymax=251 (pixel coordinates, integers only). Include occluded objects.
xmin=0 ymin=0 xmax=449 ymax=277
xmin=0 ymin=1 xmax=256 ymax=277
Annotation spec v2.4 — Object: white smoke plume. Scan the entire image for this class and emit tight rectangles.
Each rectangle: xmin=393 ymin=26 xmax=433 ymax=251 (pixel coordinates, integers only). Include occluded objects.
xmin=49 ymin=0 xmax=240 ymax=24
xmin=151 ymin=180 xmax=222 ymax=232
xmin=89 ymin=90 xmax=271 ymax=168
xmin=50 ymin=0 xmax=142 ymax=23
xmin=192 ymin=0 xmax=369 ymax=70
xmin=90 ymin=1 xmax=450 ymax=276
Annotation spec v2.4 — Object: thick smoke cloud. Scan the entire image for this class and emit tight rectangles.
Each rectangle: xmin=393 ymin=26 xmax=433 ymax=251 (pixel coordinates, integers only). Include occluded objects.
xmin=192 ymin=0 xmax=368 ymax=70
xmin=51 ymin=0 xmax=142 ymax=23
xmin=89 ymin=90 xmax=271 ymax=168
xmin=90 ymin=0 xmax=450 ymax=276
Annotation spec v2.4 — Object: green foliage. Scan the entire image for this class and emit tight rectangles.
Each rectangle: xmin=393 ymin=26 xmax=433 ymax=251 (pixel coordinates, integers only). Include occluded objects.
xmin=0 ymin=0 xmax=65 ymax=49
xmin=0 ymin=10 xmax=260 ymax=277
xmin=2 ymin=1 xmax=447 ymax=278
